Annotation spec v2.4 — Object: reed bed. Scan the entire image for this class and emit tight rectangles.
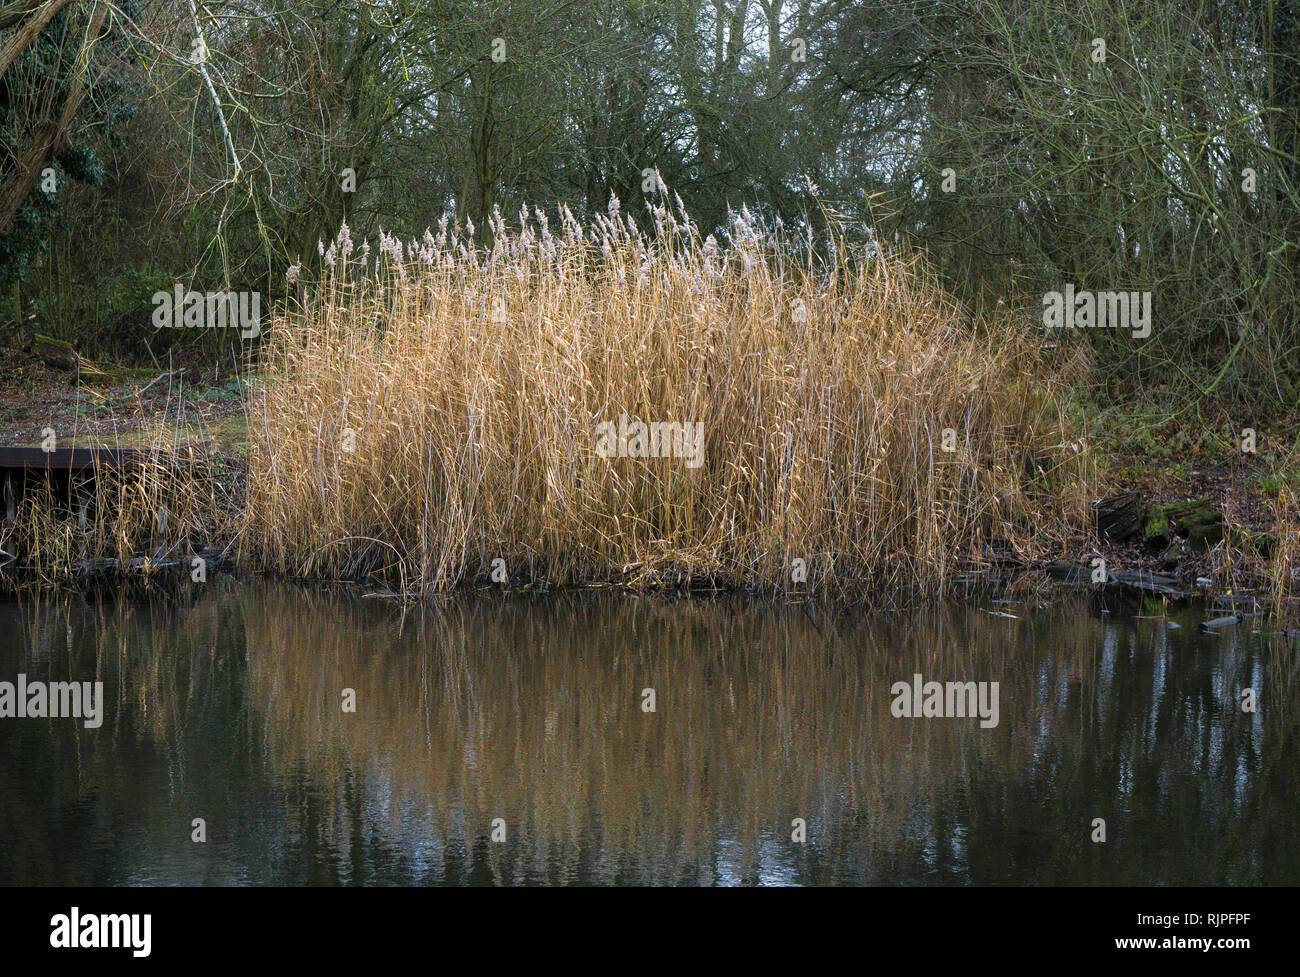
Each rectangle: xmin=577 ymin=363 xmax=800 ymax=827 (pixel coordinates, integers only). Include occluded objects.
xmin=244 ymin=195 xmax=1092 ymax=598
xmin=1268 ymin=486 xmax=1299 ymax=612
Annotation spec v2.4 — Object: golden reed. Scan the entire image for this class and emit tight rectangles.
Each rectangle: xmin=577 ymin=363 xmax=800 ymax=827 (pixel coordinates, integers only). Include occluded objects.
xmin=244 ymin=196 xmax=1093 ymax=598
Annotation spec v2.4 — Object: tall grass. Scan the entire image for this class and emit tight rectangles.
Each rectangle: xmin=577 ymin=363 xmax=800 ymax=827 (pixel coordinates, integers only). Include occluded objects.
xmin=1268 ymin=486 xmax=1299 ymax=614
xmin=0 ymin=391 xmax=230 ymax=589
xmin=244 ymin=196 xmax=1092 ymax=598
xmin=0 ymin=457 xmax=222 ymax=587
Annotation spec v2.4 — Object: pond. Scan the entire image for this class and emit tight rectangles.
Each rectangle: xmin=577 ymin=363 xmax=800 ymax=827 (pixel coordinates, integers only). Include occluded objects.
xmin=0 ymin=583 xmax=1295 ymax=885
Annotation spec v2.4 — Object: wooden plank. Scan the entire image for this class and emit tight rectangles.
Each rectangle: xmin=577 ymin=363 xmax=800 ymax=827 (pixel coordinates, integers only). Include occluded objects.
xmin=0 ymin=443 xmax=211 ymax=471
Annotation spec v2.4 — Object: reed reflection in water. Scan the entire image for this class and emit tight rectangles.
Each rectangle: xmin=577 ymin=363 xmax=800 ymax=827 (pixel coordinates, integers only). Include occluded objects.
xmin=0 ymin=583 xmax=1295 ymax=884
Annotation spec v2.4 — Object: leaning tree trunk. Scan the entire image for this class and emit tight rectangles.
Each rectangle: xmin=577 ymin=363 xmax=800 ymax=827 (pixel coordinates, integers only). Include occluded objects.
xmin=0 ymin=1 xmax=107 ymax=235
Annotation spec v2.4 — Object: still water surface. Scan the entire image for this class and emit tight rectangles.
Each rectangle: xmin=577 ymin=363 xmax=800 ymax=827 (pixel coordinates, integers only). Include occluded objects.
xmin=1 ymin=583 xmax=1296 ymax=885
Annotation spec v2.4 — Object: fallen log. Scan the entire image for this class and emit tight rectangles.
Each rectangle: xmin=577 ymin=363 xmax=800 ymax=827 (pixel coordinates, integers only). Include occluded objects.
xmin=1044 ymin=560 xmax=1185 ymax=596
xmin=1143 ymin=498 xmax=1220 ymax=551
xmin=32 ymin=332 xmax=107 ymax=374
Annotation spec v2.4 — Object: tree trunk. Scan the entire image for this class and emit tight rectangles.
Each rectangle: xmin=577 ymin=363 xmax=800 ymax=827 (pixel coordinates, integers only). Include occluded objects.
xmin=1093 ymin=491 xmax=1142 ymax=542
xmin=0 ymin=2 xmax=107 ymax=234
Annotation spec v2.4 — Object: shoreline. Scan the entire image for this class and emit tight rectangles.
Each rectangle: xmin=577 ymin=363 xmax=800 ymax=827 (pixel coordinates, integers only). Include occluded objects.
xmin=1 ymin=345 xmax=1295 ymax=611
xmin=0 ymin=448 xmax=1293 ymax=611
xmin=1 ymin=537 xmax=1294 ymax=619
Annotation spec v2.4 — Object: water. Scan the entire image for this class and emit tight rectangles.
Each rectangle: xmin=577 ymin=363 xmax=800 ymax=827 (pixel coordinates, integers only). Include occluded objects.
xmin=1 ymin=583 xmax=1295 ymax=885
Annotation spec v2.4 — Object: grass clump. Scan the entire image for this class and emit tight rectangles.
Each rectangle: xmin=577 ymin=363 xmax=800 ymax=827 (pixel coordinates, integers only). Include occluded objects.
xmin=244 ymin=196 xmax=1092 ymax=600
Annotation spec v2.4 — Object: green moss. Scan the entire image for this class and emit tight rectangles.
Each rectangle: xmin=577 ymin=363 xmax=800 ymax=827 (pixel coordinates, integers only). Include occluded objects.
xmin=1144 ymin=508 xmax=1171 ymax=549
